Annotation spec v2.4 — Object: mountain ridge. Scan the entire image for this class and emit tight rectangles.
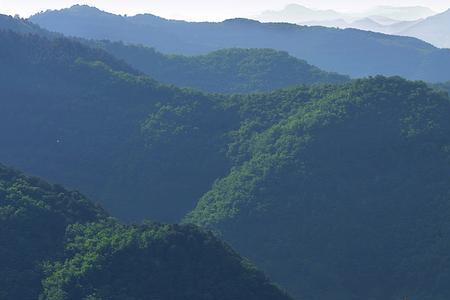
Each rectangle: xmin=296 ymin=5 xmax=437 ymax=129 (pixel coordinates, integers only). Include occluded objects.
xmin=0 ymin=163 xmax=293 ymax=300
xmin=92 ymin=41 xmax=350 ymax=93
xmin=0 ymin=13 xmax=350 ymax=93
xmin=29 ymin=5 xmax=450 ymax=82
xmin=185 ymin=76 xmax=450 ymax=300
xmin=401 ymin=8 xmax=450 ymax=48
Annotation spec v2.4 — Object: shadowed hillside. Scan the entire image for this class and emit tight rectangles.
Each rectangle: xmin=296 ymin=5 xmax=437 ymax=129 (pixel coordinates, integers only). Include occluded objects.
xmin=29 ymin=5 xmax=450 ymax=82
xmin=0 ymin=164 xmax=292 ymax=300
xmin=92 ymin=41 xmax=349 ymax=93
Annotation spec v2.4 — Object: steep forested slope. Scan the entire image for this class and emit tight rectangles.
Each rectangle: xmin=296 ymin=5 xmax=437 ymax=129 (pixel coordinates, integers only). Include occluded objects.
xmin=29 ymin=5 xmax=450 ymax=82
xmin=4 ymin=14 xmax=450 ymax=300
xmin=0 ymin=14 xmax=349 ymax=94
xmin=0 ymin=164 xmax=106 ymax=299
xmin=0 ymin=14 xmax=52 ymax=36
xmin=42 ymin=221 xmax=291 ymax=300
xmin=0 ymin=164 xmax=292 ymax=300
xmin=0 ymin=30 xmax=231 ymax=222
xmin=91 ymin=41 xmax=349 ymax=93
xmin=185 ymin=77 xmax=450 ymax=300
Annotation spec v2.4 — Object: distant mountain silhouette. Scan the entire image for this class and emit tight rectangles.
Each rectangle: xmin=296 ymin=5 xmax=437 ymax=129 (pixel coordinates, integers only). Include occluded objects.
xmin=348 ymin=17 xmax=420 ymax=34
xmin=256 ymin=4 xmax=434 ymax=23
xmin=298 ymin=17 xmax=421 ymax=34
xmin=256 ymin=4 xmax=341 ymax=23
xmin=401 ymin=9 xmax=450 ymax=49
xmin=29 ymin=5 xmax=450 ymax=82
xmin=255 ymin=5 xmax=438 ymax=46
xmin=363 ymin=5 xmax=435 ymax=21
xmin=0 ymin=14 xmax=54 ymax=36
xmin=0 ymin=13 xmax=348 ymax=94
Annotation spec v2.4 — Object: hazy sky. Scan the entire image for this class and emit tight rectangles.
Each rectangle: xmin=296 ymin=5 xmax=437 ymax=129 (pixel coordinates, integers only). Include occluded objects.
xmin=0 ymin=0 xmax=449 ymax=21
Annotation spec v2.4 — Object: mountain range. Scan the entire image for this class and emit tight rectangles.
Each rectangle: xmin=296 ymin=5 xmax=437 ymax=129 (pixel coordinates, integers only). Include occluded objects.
xmin=256 ymin=4 xmax=435 ymax=23
xmin=3 ymin=23 xmax=450 ymax=299
xmin=299 ymin=17 xmax=422 ymax=35
xmin=3 ymin=4 xmax=450 ymax=300
xmin=0 ymin=28 xmax=225 ymax=222
xmin=92 ymin=41 xmax=349 ymax=93
xmin=255 ymin=4 xmax=450 ymax=49
xmin=28 ymin=5 xmax=450 ymax=82
xmin=401 ymin=9 xmax=450 ymax=48
xmin=0 ymin=13 xmax=349 ymax=94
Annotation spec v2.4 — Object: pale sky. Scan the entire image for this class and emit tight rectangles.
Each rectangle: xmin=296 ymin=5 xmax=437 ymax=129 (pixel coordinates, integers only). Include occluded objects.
xmin=0 ymin=0 xmax=449 ymax=21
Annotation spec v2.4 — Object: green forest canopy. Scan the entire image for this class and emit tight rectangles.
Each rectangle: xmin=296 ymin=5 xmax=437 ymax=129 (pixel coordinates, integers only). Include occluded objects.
xmin=0 ymin=14 xmax=350 ymax=94
xmin=0 ymin=164 xmax=291 ymax=300
xmin=0 ymin=29 xmax=231 ymax=222
xmin=91 ymin=41 xmax=349 ymax=93
xmin=185 ymin=77 xmax=450 ymax=300
xmin=0 ymin=164 xmax=106 ymax=299
xmin=3 ymin=26 xmax=450 ymax=300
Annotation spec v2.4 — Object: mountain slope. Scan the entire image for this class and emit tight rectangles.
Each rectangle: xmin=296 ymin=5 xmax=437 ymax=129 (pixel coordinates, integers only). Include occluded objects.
xmin=0 ymin=164 xmax=292 ymax=300
xmin=0 ymin=164 xmax=106 ymax=299
xmin=29 ymin=5 xmax=450 ymax=82
xmin=94 ymin=41 xmax=349 ymax=93
xmin=186 ymin=77 xmax=450 ymax=300
xmin=401 ymin=9 xmax=450 ymax=49
xmin=348 ymin=17 xmax=420 ymax=34
xmin=0 ymin=13 xmax=53 ymax=36
xmin=4 ymin=18 xmax=450 ymax=300
xmin=299 ymin=17 xmax=422 ymax=35
xmin=42 ymin=221 xmax=291 ymax=300
xmin=0 ymin=13 xmax=348 ymax=94
xmin=0 ymin=30 xmax=232 ymax=222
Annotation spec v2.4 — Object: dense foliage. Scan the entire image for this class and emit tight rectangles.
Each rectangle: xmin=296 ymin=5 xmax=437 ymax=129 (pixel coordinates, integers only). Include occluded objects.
xmin=0 ymin=30 xmax=231 ymax=222
xmin=0 ymin=14 xmax=52 ymax=36
xmin=42 ymin=221 xmax=291 ymax=300
xmin=0 ymin=164 xmax=291 ymax=300
xmin=186 ymin=77 xmax=450 ymax=300
xmin=0 ymin=164 xmax=106 ymax=299
xmin=3 ymin=24 xmax=450 ymax=300
xmin=1 ymin=14 xmax=348 ymax=95
xmin=29 ymin=5 xmax=450 ymax=82
xmin=92 ymin=41 xmax=349 ymax=93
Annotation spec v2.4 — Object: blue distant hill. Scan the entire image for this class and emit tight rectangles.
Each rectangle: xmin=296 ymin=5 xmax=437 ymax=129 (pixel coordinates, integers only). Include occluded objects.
xmin=29 ymin=5 xmax=450 ymax=82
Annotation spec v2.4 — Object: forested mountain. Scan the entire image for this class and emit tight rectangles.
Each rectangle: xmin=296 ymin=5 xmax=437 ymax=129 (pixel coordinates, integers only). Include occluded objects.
xmin=4 ymin=16 xmax=450 ymax=300
xmin=43 ymin=221 xmax=291 ymax=300
xmin=180 ymin=77 xmax=450 ymax=300
xmin=0 ymin=14 xmax=52 ymax=36
xmin=0 ymin=164 xmax=107 ymax=299
xmin=93 ymin=41 xmax=349 ymax=93
xmin=0 ymin=164 xmax=292 ymax=300
xmin=0 ymin=13 xmax=348 ymax=94
xmin=29 ymin=5 xmax=450 ymax=82
xmin=0 ymin=29 xmax=232 ymax=222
